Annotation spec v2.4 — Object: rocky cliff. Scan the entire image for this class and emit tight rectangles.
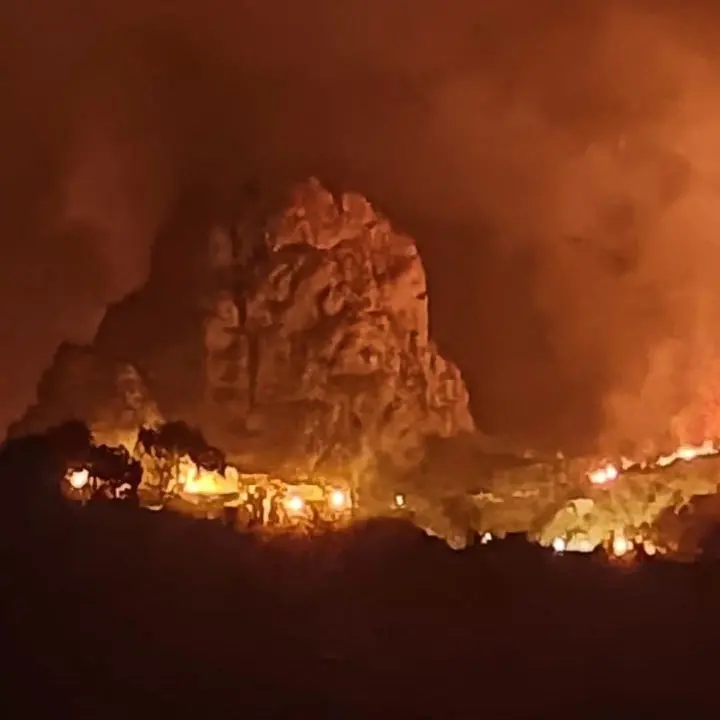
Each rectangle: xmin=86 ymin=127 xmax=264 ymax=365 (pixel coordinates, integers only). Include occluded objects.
xmin=12 ymin=179 xmax=474 ymax=485
xmin=200 ymin=178 xmax=474 ymax=478
xmin=12 ymin=343 xmax=163 ymax=449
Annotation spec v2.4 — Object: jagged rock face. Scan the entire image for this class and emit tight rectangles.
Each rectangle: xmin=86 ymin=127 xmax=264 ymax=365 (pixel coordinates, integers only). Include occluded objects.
xmin=91 ymin=363 xmax=163 ymax=448
xmin=199 ymin=178 xmax=474 ymax=475
xmin=10 ymin=343 xmax=162 ymax=450
xmin=12 ymin=178 xmax=473 ymax=482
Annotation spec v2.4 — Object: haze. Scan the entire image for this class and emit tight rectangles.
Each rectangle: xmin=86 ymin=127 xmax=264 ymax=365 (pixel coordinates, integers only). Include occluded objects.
xmin=3 ymin=0 xmax=720 ymax=453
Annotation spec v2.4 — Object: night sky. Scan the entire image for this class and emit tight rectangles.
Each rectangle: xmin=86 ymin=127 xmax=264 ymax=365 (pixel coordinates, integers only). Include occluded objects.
xmin=3 ymin=0 xmax=720 ymax=452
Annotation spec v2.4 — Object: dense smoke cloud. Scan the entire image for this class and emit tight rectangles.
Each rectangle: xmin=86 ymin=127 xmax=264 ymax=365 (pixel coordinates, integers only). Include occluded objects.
xmin=3 ymin=0 xmax=720 ymax=453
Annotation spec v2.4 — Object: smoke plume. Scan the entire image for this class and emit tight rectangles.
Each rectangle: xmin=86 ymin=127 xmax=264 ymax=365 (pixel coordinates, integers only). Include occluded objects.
xmin=3 ymin=0 xmax=720 ymax=453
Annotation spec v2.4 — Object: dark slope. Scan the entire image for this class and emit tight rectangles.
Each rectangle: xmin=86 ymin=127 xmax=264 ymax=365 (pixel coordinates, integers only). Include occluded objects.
xmin=2 ymin=454 xmax=719 ymax=719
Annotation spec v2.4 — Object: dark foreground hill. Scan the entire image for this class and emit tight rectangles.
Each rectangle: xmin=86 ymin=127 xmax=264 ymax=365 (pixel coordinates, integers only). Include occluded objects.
xmin=2 ymin=478 xmax=720 ymax=718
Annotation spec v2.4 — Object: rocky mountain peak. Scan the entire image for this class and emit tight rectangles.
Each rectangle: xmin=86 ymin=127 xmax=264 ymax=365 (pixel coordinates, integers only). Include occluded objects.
xmin=13 ymin=179 xmax=475 ymax=484
xmin=200 ymin=178 xmax=474 ymax=475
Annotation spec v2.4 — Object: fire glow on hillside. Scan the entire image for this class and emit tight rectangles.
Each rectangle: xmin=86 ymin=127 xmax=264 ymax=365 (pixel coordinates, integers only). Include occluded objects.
xmin=587 ymin=440 xmax=719 ymax=485
xmin=174 ymin=456 xmax=236 ymax=496
xmin=58 ymin=418 xmax=720 ymax=562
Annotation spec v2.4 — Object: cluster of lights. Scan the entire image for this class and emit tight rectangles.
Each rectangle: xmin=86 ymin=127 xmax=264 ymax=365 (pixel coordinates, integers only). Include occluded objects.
xmin=587 ymin=464 xmax=619 ymax=486
xmin=65 ymin=457 xmax=668 ymax=558
xmin=551 ymin=533 xmax=657 ymax=558
xmin=282 ymin=488 xmax=351 ymax=515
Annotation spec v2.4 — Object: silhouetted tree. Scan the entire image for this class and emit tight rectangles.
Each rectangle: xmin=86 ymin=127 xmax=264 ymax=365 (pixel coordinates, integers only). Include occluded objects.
xmin=91 ymin=444 xmax=129 ymax=481
xmin=46 ymin=420 xmax=93 ymax=468
xmin=135 ymin=421 xmax=225 ymax=492
xmin=136 ymin=426 xmax=160 ymax=456
xmin=156 ymin=421 xmax=208 ymax=458
xmin=195 ymin=445 xmax=225 ymax=472
xmin=88 ymin=444 xmax=141 ymax=501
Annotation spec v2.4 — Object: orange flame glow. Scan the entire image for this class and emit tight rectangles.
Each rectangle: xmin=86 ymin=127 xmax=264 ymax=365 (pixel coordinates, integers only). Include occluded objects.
xmin=587 ymin=440 xmax=718 ymax=485
xmin=588 ymin=463 xmax=619 ymax=485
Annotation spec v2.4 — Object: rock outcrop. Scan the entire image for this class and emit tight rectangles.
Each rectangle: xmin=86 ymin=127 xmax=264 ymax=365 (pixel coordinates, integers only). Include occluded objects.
xmin=200 ymin=178 xmax=474 ymax=478
xmin=11 ymin=343 xmax=162 ymax=449
xmin=13 ymin=179 xmax=474 ymax=485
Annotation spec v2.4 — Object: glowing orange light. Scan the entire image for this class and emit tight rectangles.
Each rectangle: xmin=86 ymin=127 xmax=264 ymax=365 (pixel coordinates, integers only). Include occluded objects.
xmin=328 ymin=489 xmax=348 ymax=510
xmin=285 ymin=495 xmax=305 ymax=514
xmin=552 ymin=537 xmax=566 ymax=552
xmin=612 ymin=535 xmax=629 ymax=557
xmin=588 ymin=464 xmax=618 ymax=485
xmin=586 ymin=440 xmax=718 ymax=487
xmin=656 ymin=440 xmax=717 ymax=467
xmin=68 ymin=469 xmax=89 ymax=490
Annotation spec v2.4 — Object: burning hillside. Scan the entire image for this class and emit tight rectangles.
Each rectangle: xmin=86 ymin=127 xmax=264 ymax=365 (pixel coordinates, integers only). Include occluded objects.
xmin=10 ymin=177 xmax=720 ymax=557
xmin=531 ymin=439 xmax=720 ymax=556
xmin=37 ymin=414 xmax=720 ymax=563
xmin=587 ymin=438 xmax=718 ymax=486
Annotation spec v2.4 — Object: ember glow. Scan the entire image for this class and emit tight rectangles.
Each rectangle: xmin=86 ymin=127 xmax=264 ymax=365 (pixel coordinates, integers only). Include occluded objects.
xmin=184 ymin=470 xmax=220 ymax=495
xmin=285 ymin=495 xmax=306 ymax=515
xmin=67 ymin=468 xmax=90 ymax=490
xmin=588 ymin=463 xmax=619 ymax=486
xmin=328 ymin=489 xmax=349 ymax=510
xmin=612 ymin=535 xmax=630 ymax=557
xmin=587 ymin=440 xmax=720 ymax=485
xmin=643 ymin=540 xmax=657 ymax=556
xmin=655 ymin=440 xmax=717 ymax=467
xmin=175 ymin=456 xmax=235 ymax=496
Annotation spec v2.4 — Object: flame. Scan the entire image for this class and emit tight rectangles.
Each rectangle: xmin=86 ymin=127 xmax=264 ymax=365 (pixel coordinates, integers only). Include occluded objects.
xmin=177 ymin=456 xmax=232 ymax=496
xmin=588 ymin=463 xmax=619 ymax=485
xmin=285 ymin=495 xmax=305 ymax=514
xmin=612 ymin=535 xmax=630 ymax=557
xmin=643 ymin=540 xmax=657 ymax=556
xmin=577 ymin=439 xmax=718 ymax=555
xmin=328 ymin=489 xmax=349 ymax=510
xmin=185 ymin=468 xmax=220 ymax=495
xmin=67 ymin=468 xmax=90 ymax=490
xmin=655 ymin=439 xmax=717 ymax=467
xmin=587 ymin=440 xmax=719 ymax=485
